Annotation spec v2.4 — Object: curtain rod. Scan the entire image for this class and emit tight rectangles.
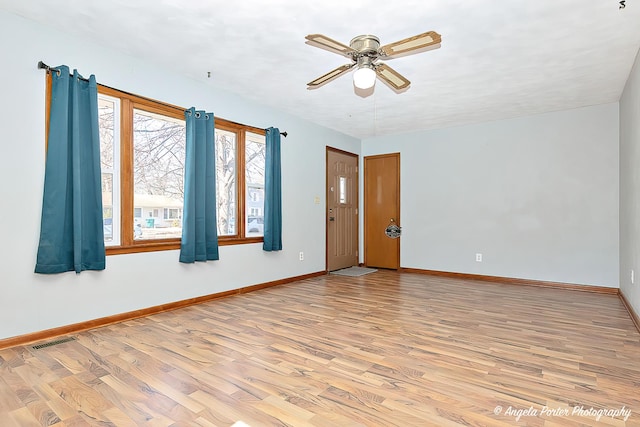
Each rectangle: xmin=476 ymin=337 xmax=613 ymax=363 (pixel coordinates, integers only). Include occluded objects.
xmin=37 ymin=61 xmax=56 ymax=73
xmin=38 ymin=60 xmax=91 ymax=82
xmin=38 ymin=60 xmax=288 ymax=137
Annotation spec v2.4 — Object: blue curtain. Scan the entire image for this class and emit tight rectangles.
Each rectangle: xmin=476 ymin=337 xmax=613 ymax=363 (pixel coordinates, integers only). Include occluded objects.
xmin=35 ymin=66 xmax=105 ymax=274
xmin=180 ymin=108 xmax=219 ymax=263
xmin=263 ymin=127 xmax=282 ymax=251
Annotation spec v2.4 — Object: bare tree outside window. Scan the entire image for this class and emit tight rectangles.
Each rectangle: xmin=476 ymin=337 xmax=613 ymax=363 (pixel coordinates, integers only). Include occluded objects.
xmin=93 ymin=85 xmax=265 ymax=253
xmin=215 ymin=129 xmax=237 ymax=236
xmin=98 ymin=99 xmax=114 ymax=172
xmin=99 ymin=97 xmax=115 ymax=243
xmin=245 ymin=132 xmax=266 ymax=236
xmin=133 ymin=109 xmax=186 ymax=240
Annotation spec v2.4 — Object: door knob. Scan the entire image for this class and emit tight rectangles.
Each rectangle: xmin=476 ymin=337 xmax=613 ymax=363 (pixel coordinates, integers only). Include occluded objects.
xmin=385 ymin=218 xmax=401 ymax=238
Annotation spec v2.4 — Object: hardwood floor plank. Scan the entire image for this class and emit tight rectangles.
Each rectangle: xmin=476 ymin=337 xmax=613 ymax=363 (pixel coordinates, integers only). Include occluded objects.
xmin=189 ymin=389 xmax=279 ymax=427
xmin=1 ymin=365 xmax=61 ymax=426
xmin=0 ymin=371 xmax=27 ymax=413
xmin=101 ymin=406 xmax=138 ymax=427
xmin=0 ymin=412 xmax=22 ymax=427
xmin=1 ymin=270 xmax=639 ymax=426
xmin=48 ymin=375 xmax=114 ymax=424
xmin=98 ymin=374 xmax=167 ymax=425
xmin=4 ymin=406 xmax=42 ymax=427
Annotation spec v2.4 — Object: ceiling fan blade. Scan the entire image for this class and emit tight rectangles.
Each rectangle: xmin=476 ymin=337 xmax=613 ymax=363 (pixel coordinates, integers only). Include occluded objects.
xmin=307 ymin=63 xmax=355 ymax=89
xmin=375 ymin=63 xmax=411 ymax=91
xmin=305 ymin=34 xmax=356 ymax=57
xmin=379 ymin=31 xmax=441 ymax=58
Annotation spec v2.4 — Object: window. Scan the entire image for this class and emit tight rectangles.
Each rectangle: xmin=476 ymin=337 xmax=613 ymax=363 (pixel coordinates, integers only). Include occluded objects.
xmin=87 ymin=85 xmax=266 ymax=254
xmin=98 ymin=96 xmax=119 ymax=245
xmin=245 ymin=131 xmax=266 ymax=237
xmin=339 ymin=176 xmax=347 ymax=204
xmin=215 ymin=128 xmax=237 ymax=236
xmin=214 ymin=123 xmax=266 ymax=239
xmin=164 ymin=208 xmax=181 ymax=220
xmin=133 ymin=108 xmax=185 ymax=240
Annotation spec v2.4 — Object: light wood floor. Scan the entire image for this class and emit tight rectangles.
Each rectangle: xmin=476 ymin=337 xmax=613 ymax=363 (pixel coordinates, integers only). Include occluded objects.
xmin=1 ymin=270 xmax=639 ymax=426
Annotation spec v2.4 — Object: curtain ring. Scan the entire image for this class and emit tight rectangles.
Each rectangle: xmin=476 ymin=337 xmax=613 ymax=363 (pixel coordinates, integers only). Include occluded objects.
xmin=195 ymin=112 xmax=201 ymax=118
xmin=205 ymin=114 xmax=210 ymax=120
xmin=186 ymin=110 xmax=192 ymax=116
xmin=54 ymin=68 xmax=61 ymax=76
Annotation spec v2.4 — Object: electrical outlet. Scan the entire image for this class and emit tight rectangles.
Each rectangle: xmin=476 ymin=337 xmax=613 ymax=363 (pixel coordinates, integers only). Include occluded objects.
xmin=476 ymin=253 xmax=482 ymax=262
xmin=299 ymin=251 xmax=304 ymax=261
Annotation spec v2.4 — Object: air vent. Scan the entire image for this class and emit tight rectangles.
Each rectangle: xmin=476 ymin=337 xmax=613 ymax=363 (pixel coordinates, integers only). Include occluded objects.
xmin=32 ymin=337 xmax=76 ymax=350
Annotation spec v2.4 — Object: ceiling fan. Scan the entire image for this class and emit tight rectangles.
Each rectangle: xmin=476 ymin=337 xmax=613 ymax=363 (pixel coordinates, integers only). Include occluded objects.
xmin=305 ymin=31 xmax=441 ymax=92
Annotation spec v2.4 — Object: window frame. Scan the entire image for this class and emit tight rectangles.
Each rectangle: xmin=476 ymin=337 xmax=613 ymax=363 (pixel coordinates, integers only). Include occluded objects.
xmin=211 ymin=118 xmax=266 ymax=244
xmin=46 ymin=78 xmax=266 ymax=255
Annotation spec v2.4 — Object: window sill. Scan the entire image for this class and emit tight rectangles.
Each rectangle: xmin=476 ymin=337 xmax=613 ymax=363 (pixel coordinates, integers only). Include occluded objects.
xmin=105 ymin=236 xmax=264 ymax=255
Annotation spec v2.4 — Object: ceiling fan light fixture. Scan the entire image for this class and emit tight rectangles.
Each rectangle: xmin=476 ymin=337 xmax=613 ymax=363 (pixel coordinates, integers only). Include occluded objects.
xmin=306 ymin=31 xmax=441 ymax=92
xmin=353 ymin=65 xmax=376 ymax=89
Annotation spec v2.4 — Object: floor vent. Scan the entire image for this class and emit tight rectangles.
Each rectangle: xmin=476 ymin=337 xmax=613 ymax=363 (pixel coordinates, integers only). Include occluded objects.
xmin=32 ymin=337 xmax=76 ymax=350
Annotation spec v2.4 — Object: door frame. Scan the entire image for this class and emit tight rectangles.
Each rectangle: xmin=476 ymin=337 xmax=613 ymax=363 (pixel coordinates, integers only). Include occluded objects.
xmin=326 ymin=146 xmax=360 ymax=272
xmin=364 ymin=152 xmax=400 ymax=269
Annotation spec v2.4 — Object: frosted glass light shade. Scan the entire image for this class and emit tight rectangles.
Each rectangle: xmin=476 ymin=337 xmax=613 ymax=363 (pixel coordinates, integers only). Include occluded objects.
xmin=353 ymin=66 xmax=376 ymax=89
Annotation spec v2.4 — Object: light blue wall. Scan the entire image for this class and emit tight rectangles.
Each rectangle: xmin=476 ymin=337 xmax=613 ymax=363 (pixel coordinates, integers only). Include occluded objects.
xmin=362 ymin=104 xmax=620 ymax=287
xmin=620 ymin=47 xmax=640 ymax=316
xmin=0 ymin=11 xmax=360 ymax=340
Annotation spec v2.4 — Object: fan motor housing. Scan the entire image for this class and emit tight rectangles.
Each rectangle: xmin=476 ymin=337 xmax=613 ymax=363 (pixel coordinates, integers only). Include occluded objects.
xmin=350 ymin=35 xmax=380 ymax=54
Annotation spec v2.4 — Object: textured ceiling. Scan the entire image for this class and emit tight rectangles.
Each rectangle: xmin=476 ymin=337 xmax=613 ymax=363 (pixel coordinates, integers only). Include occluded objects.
xmin=2 ymin=0 xmax=640 ymax=139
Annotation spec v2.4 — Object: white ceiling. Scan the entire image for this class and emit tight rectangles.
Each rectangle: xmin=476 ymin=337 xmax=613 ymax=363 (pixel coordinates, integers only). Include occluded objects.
xmin=2 ymin=0 xmax=640 ymax=139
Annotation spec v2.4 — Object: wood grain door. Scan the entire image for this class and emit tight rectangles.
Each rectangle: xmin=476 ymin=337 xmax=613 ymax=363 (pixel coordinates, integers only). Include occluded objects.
xmin=326 ymin=148 xmax=359 ymax=271
xmin=364 ymin=153 xmax=400 ymax=269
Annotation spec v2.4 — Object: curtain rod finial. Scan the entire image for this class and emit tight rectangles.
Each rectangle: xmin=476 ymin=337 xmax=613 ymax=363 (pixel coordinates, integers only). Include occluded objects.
xmin=281 ymin=131 xmax=288 ymax=138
